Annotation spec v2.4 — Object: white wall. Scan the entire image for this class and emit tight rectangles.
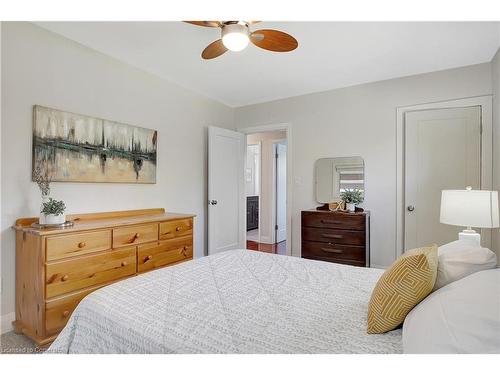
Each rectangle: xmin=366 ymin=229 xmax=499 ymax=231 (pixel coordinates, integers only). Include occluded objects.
xmin=0 ymin=22 xmax=234 ymax=322
xmin=247 ymin=131 xmax=286 ymax=243
xmin=492 ymin=48 xmax=500 ymax=258
xmin=235 ymin=63 xmax=493 ymax=267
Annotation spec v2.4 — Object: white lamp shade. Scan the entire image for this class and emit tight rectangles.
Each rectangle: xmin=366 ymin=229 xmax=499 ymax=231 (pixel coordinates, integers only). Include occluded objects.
xmin=440 ymin=189 xmax=499 ymax=228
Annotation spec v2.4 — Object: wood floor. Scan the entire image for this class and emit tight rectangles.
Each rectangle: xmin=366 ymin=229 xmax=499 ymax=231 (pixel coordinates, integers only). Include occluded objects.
xmin=247 ymin=240 xmax=286 ymax=255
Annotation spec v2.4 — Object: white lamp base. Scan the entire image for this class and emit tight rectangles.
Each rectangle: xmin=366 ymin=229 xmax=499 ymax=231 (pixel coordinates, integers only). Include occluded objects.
xmin=458 ymin=230 xmax=481 ymax=246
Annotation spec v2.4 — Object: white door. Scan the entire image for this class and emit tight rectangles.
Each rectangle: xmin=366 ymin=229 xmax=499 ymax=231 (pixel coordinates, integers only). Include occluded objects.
xmin=275 ymin=142 xmax=287 ymax=243
xmin=404 ymin=107 xmax=481 ymax=250
xmin=208 ymin=126 xmax=246 ymax=255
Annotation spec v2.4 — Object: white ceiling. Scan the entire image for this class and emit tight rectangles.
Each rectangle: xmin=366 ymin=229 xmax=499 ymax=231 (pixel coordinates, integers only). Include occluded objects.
xmin=35 ymin=22 xmax=500 ymax=107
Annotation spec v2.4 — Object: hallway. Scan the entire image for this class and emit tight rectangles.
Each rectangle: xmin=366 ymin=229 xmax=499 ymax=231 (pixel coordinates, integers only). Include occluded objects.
xmin=246 ymin=240 xmax=286 ymax=255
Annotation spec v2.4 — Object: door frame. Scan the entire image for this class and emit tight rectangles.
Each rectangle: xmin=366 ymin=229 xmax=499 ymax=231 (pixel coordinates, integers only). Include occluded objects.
xmin=272 ymin=139 xmax=287 ymax=244
xmin=239 ymin=123 xmax=293 ymax=256
xmin=245 ymin=141 xmax=262 ymax=242
xmin=396 ymin=96 xmax=493 ymax=258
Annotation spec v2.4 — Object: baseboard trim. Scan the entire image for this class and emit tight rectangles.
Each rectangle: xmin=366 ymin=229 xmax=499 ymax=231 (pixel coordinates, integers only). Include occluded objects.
xmin=1 ymin=312 xmax=15 ymax=334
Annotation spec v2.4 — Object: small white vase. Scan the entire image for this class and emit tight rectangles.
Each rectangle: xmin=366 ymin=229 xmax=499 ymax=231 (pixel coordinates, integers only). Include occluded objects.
xmin=346 ymin=203 xmax=356 ymax=212
xmin=40 ymin=213 xmax=66 ymax=225
xmin=39 ymin=195 xmax=50 ymax=224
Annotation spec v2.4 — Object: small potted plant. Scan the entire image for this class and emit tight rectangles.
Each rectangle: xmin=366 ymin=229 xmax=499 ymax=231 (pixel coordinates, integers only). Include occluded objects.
xmin=40 ymin=197 xmax=66 ymax=225
xmin=33 ymin=163 xmax=66 ymax=225
xmin=340 ymin=189 xmax=364 ymax=212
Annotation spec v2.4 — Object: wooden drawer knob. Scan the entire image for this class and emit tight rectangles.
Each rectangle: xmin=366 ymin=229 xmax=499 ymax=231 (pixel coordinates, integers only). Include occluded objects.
xmin=62 ymin=310 xmax=70 ymax=318
xmin=183 ymin=246 xmax=188 ymax=251
xmin=121 ymin=261 xmax=128 ymax=267
xmin=61 ymin=275 xmax=69 ymax=282
xmin=145 ymin=255 xmax=153 ymax=262
xmin=176 ymin=227 xmax=182 ymax=231
xmin=78 ymin=242 xmax=86 ymax=248
xmin=134 ymin=233 xmax=140 ymax=239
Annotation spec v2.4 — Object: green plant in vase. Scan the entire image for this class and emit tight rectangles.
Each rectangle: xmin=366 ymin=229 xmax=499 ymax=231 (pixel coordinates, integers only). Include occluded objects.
xmin=40 ymin=197 xmax=66 ymax=225
xmin=41 ymin=198 xmax=66 ymax=215
xmin=33 ymin=163 xmax=66 ymax=224
xmin=340 ymin=189 xmax=364 ymax=212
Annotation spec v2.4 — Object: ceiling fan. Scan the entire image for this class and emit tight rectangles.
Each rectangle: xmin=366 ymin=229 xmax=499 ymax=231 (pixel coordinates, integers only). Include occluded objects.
xmin=184 ymin=21 xmax=298 ymax=59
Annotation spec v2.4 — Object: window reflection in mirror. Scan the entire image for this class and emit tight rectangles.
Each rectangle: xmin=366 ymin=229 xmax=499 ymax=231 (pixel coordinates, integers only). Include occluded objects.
xmin=315 ymin=157 xmax=364 ymax=203
xmin=337 ymin=165 xmax=364 ymax=193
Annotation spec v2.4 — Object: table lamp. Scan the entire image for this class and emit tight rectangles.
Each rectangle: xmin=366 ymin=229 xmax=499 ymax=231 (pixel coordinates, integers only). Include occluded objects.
xmin=440 ymin=187 xmax=499 ymax=245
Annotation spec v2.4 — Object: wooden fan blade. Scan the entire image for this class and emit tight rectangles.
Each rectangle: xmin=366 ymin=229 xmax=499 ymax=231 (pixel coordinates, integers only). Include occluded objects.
xmin=201 ymin=39 xmax=228 ymax=59
xmin=184 ymin=21 xmax=221 ymax=28
xmin=250 ymin=29 xmax=298 ymax=52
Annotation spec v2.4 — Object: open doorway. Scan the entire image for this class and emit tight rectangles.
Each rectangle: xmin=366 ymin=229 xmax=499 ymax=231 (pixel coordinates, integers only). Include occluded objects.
xmin=245 ymin=131 xmax=287 ymax=255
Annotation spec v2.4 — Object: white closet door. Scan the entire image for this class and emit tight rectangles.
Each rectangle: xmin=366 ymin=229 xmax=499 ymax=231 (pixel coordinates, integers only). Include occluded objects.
xmin=404 ymin=107 xmax=481 ymax=250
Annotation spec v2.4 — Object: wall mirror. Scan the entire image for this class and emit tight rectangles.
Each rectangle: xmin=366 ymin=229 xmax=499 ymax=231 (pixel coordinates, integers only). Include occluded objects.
xmin=315 ymin=156 xmax=365 ymax=203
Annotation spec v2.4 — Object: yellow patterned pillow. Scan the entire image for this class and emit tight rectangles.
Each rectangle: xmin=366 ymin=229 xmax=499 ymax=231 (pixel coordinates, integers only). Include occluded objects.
xmin=367 ymin=245 xmax=438 ymax=334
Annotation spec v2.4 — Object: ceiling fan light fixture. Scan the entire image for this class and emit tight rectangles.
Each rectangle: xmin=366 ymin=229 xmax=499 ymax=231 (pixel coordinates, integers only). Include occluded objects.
xmin=221 ymin=23 xmax=249 ymax=52
xmin=185 ymin=21 xmax=298 ymax=59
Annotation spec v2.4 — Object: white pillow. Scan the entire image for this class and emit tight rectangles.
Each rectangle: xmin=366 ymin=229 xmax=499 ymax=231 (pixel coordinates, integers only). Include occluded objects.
xmin=403 ymin=268 xmax=500 ymax=353
xmin=434 ymin=239 xmax=497 ymax=290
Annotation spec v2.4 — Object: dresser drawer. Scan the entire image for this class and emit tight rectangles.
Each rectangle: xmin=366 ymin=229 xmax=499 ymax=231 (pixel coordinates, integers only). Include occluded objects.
xmin=138 ymin=237 xmax=193 ymax=273
xmin=112 ymin=223 xmax=158 ymax=248
xmin=46 ymin=230 xmax=112 ymax=261
xmin=302 ymin=241 xmax=365 ymax=263
xmin=45 ymin=247 xmax=136 ymax=298
xmin=302 ymin=211 xmax=365 ymax=230
xmin=302 ymin=255 xmax=365 ymax=268
xmin=45 ymin=285 xmax=101 ymax=335
xmin=159 ymin=219 xmax=193 ymax=240
xmin=302 ymin=227 xmax=365 ymax=246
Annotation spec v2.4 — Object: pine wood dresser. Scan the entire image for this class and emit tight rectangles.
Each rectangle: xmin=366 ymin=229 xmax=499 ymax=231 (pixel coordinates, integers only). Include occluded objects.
xmin=12 ymin=208 xmax=195 ymax=346
xmin=301 ymin=210 xmax=370 ymax=267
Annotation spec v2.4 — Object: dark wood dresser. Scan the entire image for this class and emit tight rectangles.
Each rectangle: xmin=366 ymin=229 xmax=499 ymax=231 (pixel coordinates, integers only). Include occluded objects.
xmin=301 ymin=210 xmax=370 ymax=267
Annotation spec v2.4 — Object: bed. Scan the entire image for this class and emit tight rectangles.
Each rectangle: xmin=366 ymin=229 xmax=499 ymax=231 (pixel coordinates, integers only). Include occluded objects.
xmin=47 ymin=250 xmax=402 ymax=354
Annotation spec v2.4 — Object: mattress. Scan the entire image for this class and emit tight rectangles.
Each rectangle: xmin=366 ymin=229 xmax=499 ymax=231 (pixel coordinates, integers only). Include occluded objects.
xmin=47 ymin=249 xmax=402 ymax=353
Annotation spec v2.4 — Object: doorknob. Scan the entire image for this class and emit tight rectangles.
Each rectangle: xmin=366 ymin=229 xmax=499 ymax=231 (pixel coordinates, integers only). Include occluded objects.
xmin=407 ymin=205 xmax=415 ymax=212
xmin=210 ymin=200 xmax=218 ymax=205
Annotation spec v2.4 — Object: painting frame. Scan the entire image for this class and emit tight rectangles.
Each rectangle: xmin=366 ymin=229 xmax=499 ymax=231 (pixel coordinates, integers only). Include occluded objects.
xmin=32 ymin=105 xmax=157 ymax=184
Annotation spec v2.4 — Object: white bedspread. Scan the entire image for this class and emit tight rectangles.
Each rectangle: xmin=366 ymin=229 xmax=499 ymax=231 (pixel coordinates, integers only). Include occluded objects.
xmin=48 ymin=250 xmax=402 ymax=353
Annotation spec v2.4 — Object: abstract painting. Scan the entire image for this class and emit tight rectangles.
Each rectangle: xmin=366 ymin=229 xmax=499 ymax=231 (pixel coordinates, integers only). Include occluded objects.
xmin=32 ymin=105 xmax=157 ymax=183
